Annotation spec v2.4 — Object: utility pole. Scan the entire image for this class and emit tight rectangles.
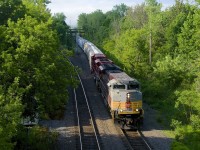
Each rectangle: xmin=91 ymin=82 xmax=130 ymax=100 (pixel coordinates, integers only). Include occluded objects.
xmin=149 ymin=7 xmax=152 ymax=64
xmin=149 ymin=29 xmax=152 ymax=64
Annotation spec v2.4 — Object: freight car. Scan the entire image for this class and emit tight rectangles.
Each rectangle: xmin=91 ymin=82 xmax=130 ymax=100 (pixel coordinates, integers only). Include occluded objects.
xmin=76 ymin=35 xmax=144 ymax=129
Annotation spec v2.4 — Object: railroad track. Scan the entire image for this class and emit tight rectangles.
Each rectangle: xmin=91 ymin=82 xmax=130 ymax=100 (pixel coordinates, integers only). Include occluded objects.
xmin=70 ymin=60 xmax=101 ymax=150
xmin=122 ymin=129 xmax=152 ymax=150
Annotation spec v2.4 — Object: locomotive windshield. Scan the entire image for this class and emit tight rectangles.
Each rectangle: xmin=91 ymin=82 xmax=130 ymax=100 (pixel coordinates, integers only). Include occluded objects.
xmin=98 ymin=58 xmax=108 ymax=61
xmin=127 ymin=84 xmax=139 ymax=90
xmin=113 ymin=85 xmax=125 ymax=89
xmin=130 ymin=91 xmax=142 ymax=101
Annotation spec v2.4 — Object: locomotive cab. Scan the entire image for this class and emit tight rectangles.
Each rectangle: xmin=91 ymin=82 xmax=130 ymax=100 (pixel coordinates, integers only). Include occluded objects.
xmin=108 ymin=78 xmax=144 ymax=129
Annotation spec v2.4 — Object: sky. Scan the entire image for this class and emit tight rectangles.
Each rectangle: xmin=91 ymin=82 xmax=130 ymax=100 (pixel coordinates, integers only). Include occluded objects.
xmin=47 ymin=0 xmax=176 ymax=27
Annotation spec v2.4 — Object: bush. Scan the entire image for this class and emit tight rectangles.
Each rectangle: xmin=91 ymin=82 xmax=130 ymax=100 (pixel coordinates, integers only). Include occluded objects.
xmin=14 ymin=125 xmax=58 ymax=150
xmin=190 ymin=115 xmax=200 ymax=130
xmin=172 ymin=125 xmax=200 ymax=150
xmin=171 ymin=141 xmax=189 ymax=150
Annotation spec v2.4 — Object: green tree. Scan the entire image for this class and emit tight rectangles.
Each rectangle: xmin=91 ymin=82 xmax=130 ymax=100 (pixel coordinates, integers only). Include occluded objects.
xmin=158 ymin=1 xmax=191 ymax=59
xmin=78 ymin=10 xmax=107 ymax=44
xmin=109 ymin=4 xmax=129 ymax=36
xmin=0 ymin=0 xmax=78 ymax=148
xmin=77 ymin=13 xmax=88 ymax=30
xmin=0 ymin=0 xmax=25 ymax=25
xmin=121 ymin=3 xmax=148 ymax=30
xmin=0 ymin=78 xmax=24 ymax=149
xmin=22 ymin=0 xmax=51 ymax=22
xmin=171 ymin=2 xmax=200 ymax=131
xmin=52 ymin=13 xmax=71 ymax=49
xmin=112 ymin=3 xmax=129 ymax=18
xmin=145 ymin=0 xmax=162 ymax=64
xmin=2 ymin=15 xmax=77 ymax=119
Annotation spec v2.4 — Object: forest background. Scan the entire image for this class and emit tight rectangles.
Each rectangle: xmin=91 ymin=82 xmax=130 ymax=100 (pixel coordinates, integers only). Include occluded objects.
xmin=77 ymin=0 xmax=200 ymax=149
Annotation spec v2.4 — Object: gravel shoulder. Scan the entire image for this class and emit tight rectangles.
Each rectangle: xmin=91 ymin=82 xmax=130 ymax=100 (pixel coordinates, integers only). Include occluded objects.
xmin=141 ymin=103 xmax=173 ymax=150
xmin=39 ymin=87 xmax=77 ymax=150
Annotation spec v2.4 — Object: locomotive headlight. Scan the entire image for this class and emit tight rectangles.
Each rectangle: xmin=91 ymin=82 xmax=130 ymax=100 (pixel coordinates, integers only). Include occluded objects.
xmin=136 ymin=108 xmax=142 ymax=112
xmin=127 ymin=93 xmax=130 ymax=99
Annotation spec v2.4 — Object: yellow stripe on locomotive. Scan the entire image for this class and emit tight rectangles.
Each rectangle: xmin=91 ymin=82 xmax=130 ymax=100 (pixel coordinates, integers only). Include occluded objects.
xmin=111 ymin=101 xmax=143 ymax=115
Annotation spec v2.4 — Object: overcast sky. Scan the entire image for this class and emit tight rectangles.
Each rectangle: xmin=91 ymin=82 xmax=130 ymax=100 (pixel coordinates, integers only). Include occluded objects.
xmin=47 ymin=0 xmax=176 ymax=27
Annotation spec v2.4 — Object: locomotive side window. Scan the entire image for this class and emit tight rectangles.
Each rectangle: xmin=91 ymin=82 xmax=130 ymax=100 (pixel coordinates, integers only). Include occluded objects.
xmin=113 ymin=85 xmax=125 ymax=89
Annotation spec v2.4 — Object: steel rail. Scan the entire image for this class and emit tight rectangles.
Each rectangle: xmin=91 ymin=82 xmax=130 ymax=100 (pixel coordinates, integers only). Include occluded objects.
xmin=73 ymin=88 xmax=83 ymax=150
xmin=67 ymin=58 xmax=83 ymax=150
xmin=68 ymin=58 xmax=83 ymax=150
xmin=121 ymin=129 xmax=134 ymax=150
xmin=76 ymin=69 xmax=101 ymax=150
xmin=69 ymin=59 xmax=101 ymax=150
xmin=137 ymin=130 xmax=152 ymax=150
xmin=122 ymin=129 xmax=152 ymax=150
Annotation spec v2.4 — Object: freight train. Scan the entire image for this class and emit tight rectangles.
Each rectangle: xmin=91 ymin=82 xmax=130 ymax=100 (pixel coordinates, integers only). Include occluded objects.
xmin=76 ymin=35 xmax=144 ymax=129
